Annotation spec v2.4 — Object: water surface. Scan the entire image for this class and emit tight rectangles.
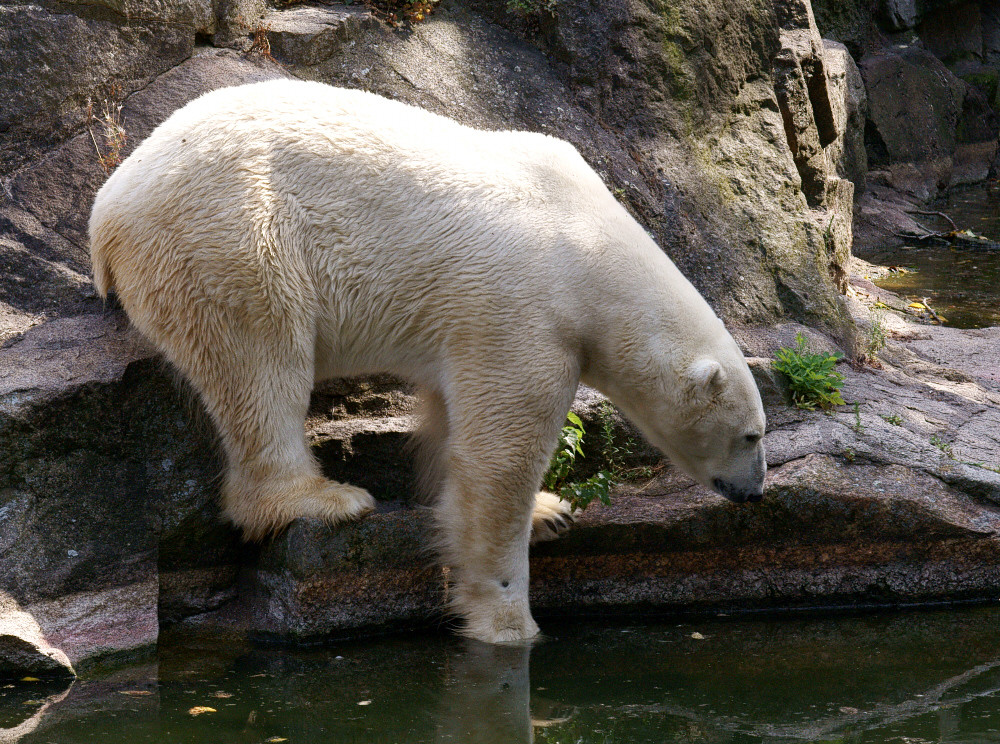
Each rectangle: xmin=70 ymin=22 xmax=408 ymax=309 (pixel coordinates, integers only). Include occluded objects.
xmin=5 ymin=605 xmax=1000 ymax=743
xmin=871 ymin=185 xmax=1000 ymax=328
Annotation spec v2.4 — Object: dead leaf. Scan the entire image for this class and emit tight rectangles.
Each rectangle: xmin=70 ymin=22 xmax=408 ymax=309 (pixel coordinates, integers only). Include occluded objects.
xmin=188 ymin=706 xmax=217 ymax=716
xmin=690 ymin=632 xmax=705 ymax=640
xmin=120 ymin=690 xmax=153 ymax=696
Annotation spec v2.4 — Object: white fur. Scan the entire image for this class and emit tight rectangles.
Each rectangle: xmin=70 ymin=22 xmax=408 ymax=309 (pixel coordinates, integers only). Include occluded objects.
xmin=89 ymin=80 xmax=766 ymax=643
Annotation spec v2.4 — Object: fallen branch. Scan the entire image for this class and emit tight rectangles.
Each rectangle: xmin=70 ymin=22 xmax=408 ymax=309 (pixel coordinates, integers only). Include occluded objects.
xmin=905 ymin=209 xmax=957 ymax=231
xmin=921 ymin=296 xmax=944 ymax=324
xmin=892 ymin=230 xmax=950 ymax=244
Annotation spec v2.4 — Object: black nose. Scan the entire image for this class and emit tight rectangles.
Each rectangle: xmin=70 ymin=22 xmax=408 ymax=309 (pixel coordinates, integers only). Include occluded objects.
xmin=713 ymin=479 xmax=764 ymax=504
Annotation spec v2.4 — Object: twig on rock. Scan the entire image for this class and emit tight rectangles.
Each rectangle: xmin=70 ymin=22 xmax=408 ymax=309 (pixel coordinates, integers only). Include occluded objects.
xmin=921 ymin=297 xmax=944 ymax=324
xmin=905 ymin=209 xmax=957 ymax=231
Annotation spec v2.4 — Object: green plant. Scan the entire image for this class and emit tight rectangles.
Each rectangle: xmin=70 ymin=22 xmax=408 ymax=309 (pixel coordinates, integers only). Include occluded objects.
xmin=544 ymin=412 xmax=613 ymax=512
xmin=864 ymin=310 xmax=887 ymax=361
xmin=773 ymin=334 xmax=845 ymax=411
xmin=882 ymin=413 xmax=903 ymax=426
xmin=596 ymin=401 xmax=659 ymax=482
xmin=506 ymin=0 xmax=557 ymax=16
xmin=851 ymin=401 xmax=864 ymax=433
xmin=931 ymin=433 xmax=954 ymax=458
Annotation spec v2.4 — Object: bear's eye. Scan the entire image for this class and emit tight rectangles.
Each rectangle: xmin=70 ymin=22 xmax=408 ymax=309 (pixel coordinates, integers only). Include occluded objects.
xmin=745 ymin=433 xmax=762 ymax=445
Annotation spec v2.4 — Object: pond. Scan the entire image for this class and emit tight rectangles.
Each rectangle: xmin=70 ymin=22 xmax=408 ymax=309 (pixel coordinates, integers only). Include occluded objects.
xmin=870 ymin=184 xmax=1000 ymax=329
xmin=6 ymin=604 xmax=1000 ymax=743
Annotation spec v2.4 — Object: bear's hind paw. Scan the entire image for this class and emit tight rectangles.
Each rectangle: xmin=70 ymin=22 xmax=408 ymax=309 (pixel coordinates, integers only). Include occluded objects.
xmin=299 ymin=480 xmax=376 ymax=524
xmin=530 ymin=491 xmax=578 ymax=545
xmin=226 ymin=475 xmax=375 ymax=541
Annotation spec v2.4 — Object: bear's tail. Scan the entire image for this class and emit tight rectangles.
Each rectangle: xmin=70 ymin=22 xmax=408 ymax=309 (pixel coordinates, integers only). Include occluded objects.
xmin=88 ymin=212 xmax=118 ymax=299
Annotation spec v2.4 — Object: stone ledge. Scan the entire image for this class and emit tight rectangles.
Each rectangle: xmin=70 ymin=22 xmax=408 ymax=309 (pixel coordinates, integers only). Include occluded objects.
xmin=187 ymin=454 xmax=1000 ymax=640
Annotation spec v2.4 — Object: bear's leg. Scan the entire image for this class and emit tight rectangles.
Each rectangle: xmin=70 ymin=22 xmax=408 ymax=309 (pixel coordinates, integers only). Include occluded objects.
xmin=153 ymin=324 xmax=374 ymax=540
xmin=416 ymin=390 xmax=577 ymax=542
xmin=435 ymin=377 xmax=576 ymax=643
xmin=212 ymin=364 xmax=376 ymax=539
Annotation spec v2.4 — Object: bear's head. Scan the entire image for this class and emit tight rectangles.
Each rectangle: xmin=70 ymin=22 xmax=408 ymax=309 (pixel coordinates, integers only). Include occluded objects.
xmin=663 ymin=356 xmax=767 ymax=503
xmin=603 ymin=341 xmax=767 ymax=504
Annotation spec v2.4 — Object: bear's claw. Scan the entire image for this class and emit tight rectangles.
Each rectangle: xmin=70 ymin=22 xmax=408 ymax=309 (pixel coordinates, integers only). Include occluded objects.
xmin=530 ymin=491 xmax=578 ymax=544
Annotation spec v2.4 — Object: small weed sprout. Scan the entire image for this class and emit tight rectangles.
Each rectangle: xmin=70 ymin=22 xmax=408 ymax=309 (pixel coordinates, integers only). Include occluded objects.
xmin=882 ymin=413 xmax=903 ymax=426
xmin=851 ymin=401 xmax=864 ymax=433
xmin=87 ymin=85 xmax=127 ymax=175
xmin=544 ymin=412 xmax=613 ymax=512
xmin=863 ymin=310 xmax=887 ymax=363
xmin=772 ymin=333 xmax=845 ymax=411
xmin=930 ymin=433 xmax=954 ymax=459
xmin=597 ymin=401 xmax=659 ymax=481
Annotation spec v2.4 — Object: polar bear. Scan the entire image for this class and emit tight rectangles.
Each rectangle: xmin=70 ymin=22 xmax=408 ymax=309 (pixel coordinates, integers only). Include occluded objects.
xmin=89 ymin=80 xmax=766 ymax=644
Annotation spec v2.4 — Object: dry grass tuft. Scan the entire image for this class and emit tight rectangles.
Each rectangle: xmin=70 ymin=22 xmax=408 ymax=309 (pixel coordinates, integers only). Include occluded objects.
xmin=245 ymin=20 xmax=277 ymax=62
xmin=87 ymin=83 xmax=127 ymax=175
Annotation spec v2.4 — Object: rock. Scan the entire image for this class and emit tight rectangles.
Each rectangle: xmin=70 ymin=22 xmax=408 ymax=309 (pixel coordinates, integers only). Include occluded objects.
xmin=879 ymin=0 xmax=919 ymax=31
xmin=952 ymin=140 xmax=999 ymax=185
xmin=987 ymin=4 xmax=1000 ymax=66
xmin=823 ymin=40 xmax=868 ymax=194
xmin=772 ymin=0 xmax=838 ymax=205
xmin=0 ymin=5 xmax=193 ymax=177
xmin=264 ymin=5 xmax=378 ymax=66
xmin=919 ymin=1 xmax=983 ymax=64
xmin=860 ymin=44 xmax=964 ymax=194
xmin=0 ymin=593 xmax=74 ymax=680
xmin=811 ymin=0 xmax=874 ymax=56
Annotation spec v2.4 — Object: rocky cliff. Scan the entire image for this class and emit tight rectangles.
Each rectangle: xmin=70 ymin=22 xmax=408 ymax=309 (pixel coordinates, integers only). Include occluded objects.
xmin=2 ymin=0 xmax=1000 ymax=677
xmin=812 ymin=0 xmax=1000 ymax=247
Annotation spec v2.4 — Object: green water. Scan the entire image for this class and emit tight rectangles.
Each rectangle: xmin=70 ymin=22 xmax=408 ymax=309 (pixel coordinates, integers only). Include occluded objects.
xmin=871 ymin=185 xmax=1000 ymax=328
xmin=6 ymin=605 xmax=1000 ymax=743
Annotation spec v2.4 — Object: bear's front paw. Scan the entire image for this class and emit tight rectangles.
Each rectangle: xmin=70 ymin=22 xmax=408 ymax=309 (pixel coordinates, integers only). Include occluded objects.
xmin=530 ymin=491 xmax=579 ymax=545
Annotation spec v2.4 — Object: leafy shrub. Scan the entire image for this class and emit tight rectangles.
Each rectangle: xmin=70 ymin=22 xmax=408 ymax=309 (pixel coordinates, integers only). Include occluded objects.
xmin=543 ymin=412 xmax=613 ymax=512
xmin=773 ymin=333 xmax=845 ymax=411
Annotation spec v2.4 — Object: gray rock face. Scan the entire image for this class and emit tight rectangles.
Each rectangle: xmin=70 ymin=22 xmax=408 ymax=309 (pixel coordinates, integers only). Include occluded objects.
xmin=2 ymin=0 xmax=1000 ymax=671
xmin=0 ymin=593 xmax=74 ymax=680
xmin=0 ymin=5 xmax=193 ymax=177
xmin=861 ymin=46 xmax=963 ymax=181
xmin=823 ymin=40 xmax=868 ymax=194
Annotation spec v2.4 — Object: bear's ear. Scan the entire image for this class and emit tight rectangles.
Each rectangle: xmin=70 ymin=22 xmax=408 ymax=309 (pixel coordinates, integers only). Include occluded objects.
xmin=688 ymin=359 xmax=726 ymax=395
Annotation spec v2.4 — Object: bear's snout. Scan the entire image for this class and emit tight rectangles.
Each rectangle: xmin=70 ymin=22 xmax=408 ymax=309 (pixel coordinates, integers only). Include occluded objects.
xmin=713 ymin=479 xmax=763 ymax=504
